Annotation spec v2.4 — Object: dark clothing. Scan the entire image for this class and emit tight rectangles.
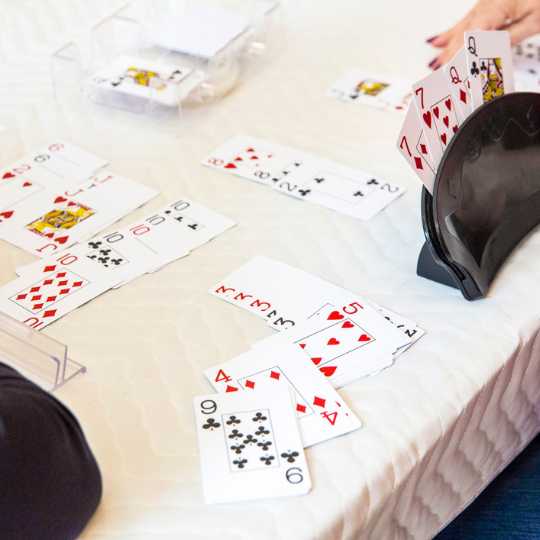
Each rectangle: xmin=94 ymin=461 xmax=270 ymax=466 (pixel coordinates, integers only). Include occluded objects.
xmin=0 ymin=362 xmax=101 ymax=539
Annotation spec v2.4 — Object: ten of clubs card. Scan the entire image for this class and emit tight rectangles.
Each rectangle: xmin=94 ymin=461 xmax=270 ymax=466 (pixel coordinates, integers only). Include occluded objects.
xmin=194 ymin=385 xmax=312 ymax=504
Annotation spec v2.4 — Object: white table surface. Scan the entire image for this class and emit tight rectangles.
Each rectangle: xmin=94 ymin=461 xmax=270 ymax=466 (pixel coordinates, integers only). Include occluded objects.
xmin=3 ymin=1 xmax=540 ymax=539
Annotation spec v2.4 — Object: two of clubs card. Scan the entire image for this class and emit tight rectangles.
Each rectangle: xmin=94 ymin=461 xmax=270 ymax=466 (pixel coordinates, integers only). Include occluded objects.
xmin=325 ymin=69 xmax=413 ymax=114
xmin=0 ymin=142 xmax=159 ymax=257
xmin=2 ymin=198 xmax=236 ymax=329
xmin=208 ymin=256 xmax=424 ymax=387
xmin=397 ymin=30 xmax=514 ymax=193
xmin=201 ymin=134 xmax=405 ymax=221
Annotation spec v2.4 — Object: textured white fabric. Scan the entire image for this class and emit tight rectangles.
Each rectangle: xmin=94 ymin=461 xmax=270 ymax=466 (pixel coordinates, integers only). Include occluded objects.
xmin=2 ymin=0 xmax=540 ymax=538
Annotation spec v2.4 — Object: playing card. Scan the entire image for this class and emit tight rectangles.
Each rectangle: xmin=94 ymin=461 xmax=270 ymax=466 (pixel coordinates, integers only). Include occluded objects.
xmin=201 ymin=134 xmax=306 ymax=186
xmin=396 ymin=103 xmax=437 ymax=193
xmin=205 ymin=342 xmax=361 ymax=447
xmin=513 ymin=35 xmax=540 ymax=63
xmin=444 ymin=46 xmax=472 ymax=121
xmin=194 ymin=386 xmax=311 ymax=504
xmin=464 ymin=30 xmax=515 ymax=111
xmin=412 ymin=69 xmax=461 ymax=167
xmin=91 ymin=56 xmax=195 ymax=107
xmin=272 ymin=157 xmax=405 ymax=221
xmin=254 ymin=303 xmax=411 ymax=387
xmin=0 ymin=171 xmax=158 ymax=257
xmin=325 ymin=69 xmax=413 ymax=114
xmin=0 ymin=254 xmax=119 ymax=329
xmin=149 ymin=6 xmax=250 ymax=59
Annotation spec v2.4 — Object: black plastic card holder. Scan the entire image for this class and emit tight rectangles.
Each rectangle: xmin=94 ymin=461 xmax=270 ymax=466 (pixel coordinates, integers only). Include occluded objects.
xmin=417 ymin=92 xmax=540 ymax=301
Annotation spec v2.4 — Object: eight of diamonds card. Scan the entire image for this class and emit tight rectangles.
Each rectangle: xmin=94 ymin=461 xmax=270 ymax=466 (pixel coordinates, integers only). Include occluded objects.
xmin=205 ymin=342 xmax=361 ymax=447
xmin=194 ymin=386 xmax=311 ymax=504
xmin=465 ymin=30 xmax=515 ymax=111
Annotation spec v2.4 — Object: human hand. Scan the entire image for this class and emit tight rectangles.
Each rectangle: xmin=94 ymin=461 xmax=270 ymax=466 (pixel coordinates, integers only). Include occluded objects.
xmin=427 ymin=0 xmax=540 ymax=69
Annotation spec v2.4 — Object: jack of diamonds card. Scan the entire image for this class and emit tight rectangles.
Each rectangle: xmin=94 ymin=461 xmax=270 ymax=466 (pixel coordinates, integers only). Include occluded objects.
xmin=412 ymin=69 xmax=460 ymax=167
xmin=396 ymin=104 xmax=436 ymax=193
xmin=201 ymin=134 xmax=307 ymax=186
xmin=194 ymin=386 xmax=311 ymax=504
xmin=205 ymin=343 xmax=361 ymax=447
xmin=0 ymin=254 xmax=118 ymax=329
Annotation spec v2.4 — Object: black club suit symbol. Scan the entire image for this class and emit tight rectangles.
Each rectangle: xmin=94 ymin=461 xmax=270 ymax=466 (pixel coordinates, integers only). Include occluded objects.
xmin=230 ymin=444 xmax=245 ymax=454
xmin=254 ymin=425 xmax=269 ymax=436
xmin=233 ymin=459 xmax=248 ymax=469
xmin=99 ymin=249 xmax=112 ymax=256
xmin=98 ymin=257 xmax=110 ymax=264
xmin=110 ymin=258 xmax=123 ymax=266
xmin=257 ymin=440 xmax=272 ymax=451
xmin=226 ymin=415 xmax=241 ymax=425
xmin=480 ymin=60 xmax=487 ymax=72
xmin=243 ymin=434 xmax=258 ymax=445
xmin=470 ymin=61 xmax=480 ymax=76
xmin=281 ymin=451 xmax=299 ymax=463
xmin=252 ymin=412 xmax=267 ymax=422
xmin=88 ymin=241 xmax=102 ymax=249
xmin=298 ymin=189 xmax=310 ymax=197
xmin=202 ymin=418 xmax=220 ymax=431
xmin=260 ymin=455 xmax=275 ymax=466
xmin=228 ymin=429 xmax=243 ymax=440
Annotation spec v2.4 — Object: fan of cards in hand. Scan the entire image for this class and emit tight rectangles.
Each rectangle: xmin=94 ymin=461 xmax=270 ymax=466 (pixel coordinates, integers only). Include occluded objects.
xmin=396 ymin=30 xmax=515 ymax=194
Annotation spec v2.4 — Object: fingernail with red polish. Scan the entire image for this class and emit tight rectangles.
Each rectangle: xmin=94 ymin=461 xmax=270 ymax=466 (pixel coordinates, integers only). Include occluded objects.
xmin=428 ymin=57 xmax=438 ymax=68
xmin=426 ymin=35 xmax=439 ymax=43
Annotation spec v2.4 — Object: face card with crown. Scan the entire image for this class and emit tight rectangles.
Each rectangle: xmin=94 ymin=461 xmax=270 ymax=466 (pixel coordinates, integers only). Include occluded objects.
xmin=194 ymin=386 xmax=311 ymax=504
xmin=0 ymin=254 xmax=119 ymax=329
xmin=204 ymin=342 xmax=361 ymax=447
xmin=444 ymin=46 xmax=472 ymax=122
xmin=465 ymin=30 xmax=515 ymax=111
xmin=396 ymin=104 xmax=436 ymax=193
xmin=201 ymin=134 xmax=307 ymax=186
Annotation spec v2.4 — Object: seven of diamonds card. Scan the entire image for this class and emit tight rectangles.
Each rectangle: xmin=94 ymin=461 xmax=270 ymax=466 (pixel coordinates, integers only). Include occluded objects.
xmin=194 ymin=386 xmax=311 ymax=504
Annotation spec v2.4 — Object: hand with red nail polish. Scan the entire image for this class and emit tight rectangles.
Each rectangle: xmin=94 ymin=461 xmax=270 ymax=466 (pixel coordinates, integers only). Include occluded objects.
xmin=427 ymin=0 xmax=540 ymax=68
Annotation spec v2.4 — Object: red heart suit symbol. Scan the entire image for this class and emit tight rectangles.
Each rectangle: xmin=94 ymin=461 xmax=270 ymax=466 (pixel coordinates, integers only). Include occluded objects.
xmin=23 ymin=182 xmax=32 ymax=187
xmin=299 ymin=344 xmax=306 ymax=349
xmin=224 ymin=163 xmax=237 ymax=169
xmin=342 ymin=321 xmax=354 ymax=329
xmin=45 ymin=232 xmax=54 ymax=238
xmin=54 ymin=196 xmax=67 ymax=204
xmin=327 ymin=311 xmax=344 ymax=320
xmin=443 ymin=116 xmax=449 ymax=128
xmin=445 ymin=98 xmax=452 ymax=110
xmin=320 ymin=366 xmax=337 ymax=377
xmin=311 ymin=357 xmax=322 ymax=365
xmin=441 ymin=133 xmax=447 ymax=145
xmin=433 ymin=106 xmax=439 ymax=119
xmin=0 ymin=211 xmax=13 ymax=219
xmin=247 ymin=148 xmax=255 ymax=152
xmin=2 ymin=172 xmax=15 ymax=179
xmin=358 ymin=334 xmax=371 ymax=342
xmin=453 ymin=125 xmax=458 ymax=134
xmin=327 ymin=338 xmax=340 ymax=345
xmin=423 ymin=111 xmax=432 ymax=128
xmin=54 ymin=236 xmax=69 ymax=245
xmin=234 ymin=157 xmax=243 ymax=161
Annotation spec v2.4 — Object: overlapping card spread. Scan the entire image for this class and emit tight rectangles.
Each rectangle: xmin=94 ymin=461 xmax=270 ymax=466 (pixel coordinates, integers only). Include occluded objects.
xmin=208 ymin=256 xmax=424 ymax=387
xmin=513 ymin=34 xmax=540 ymax=91
xmin=325 ymin=69 xmax=413 ymax=114
xmin=202 ymin=134 xmax=405 ymax=221
xmin=0 ymin=142 xmax=236 ymax=329
xmin=396 ymin=30 xmax=515 ymax=194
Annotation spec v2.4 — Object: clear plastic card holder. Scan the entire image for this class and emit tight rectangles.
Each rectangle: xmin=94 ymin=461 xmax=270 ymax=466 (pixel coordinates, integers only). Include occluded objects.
xmin=51 ymin=42 xmax=87 ymax=105
xmin=0 ymin=312 xmax=86 ymax=392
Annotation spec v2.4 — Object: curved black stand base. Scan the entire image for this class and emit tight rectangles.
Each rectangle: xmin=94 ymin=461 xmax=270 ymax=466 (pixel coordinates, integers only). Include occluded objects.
xmin=416 ymin=242 xmax=459 ymax=290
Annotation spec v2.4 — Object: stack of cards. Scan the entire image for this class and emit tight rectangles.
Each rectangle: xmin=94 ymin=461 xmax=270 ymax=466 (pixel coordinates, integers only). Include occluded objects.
xmin=397 ymin=30 xmax=515 ymax=193
xmin=202 ymin=134 xmax=405 ymax=221
xmin=0 ymin=198 xmax=236 ymax=329
xmin=325 ymin=69 xmax=413 ymax=114
xmin=91 ymin=55 xmax=202 ymax=107
xmin=0 ymin=142 xmax=158 ymax=257
xmin=208 ymin=256 xmax=424 ymax=386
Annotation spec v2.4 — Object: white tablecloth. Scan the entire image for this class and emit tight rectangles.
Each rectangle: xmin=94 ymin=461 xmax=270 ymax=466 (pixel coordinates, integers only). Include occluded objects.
xmin=2 ymin=1 xmax=540 ymax=538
